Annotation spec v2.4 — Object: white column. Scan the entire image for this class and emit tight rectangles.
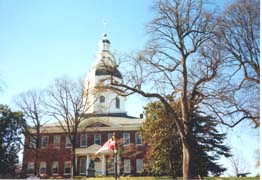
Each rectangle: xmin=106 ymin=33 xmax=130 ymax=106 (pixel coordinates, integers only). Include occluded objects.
xmin=101 ymin=154 xmax=106 ymax=176
xmin=117 ymin=154 xmax=120 ymax=174
xmin=86 ymin=154 xmax=90 ymax=176
xmin=75 ymin=156 xmax=78 ymax=175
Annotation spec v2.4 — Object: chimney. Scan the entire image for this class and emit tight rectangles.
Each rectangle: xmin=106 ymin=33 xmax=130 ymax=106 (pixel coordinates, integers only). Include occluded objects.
xmin=139 ymin=114 xmax=143 ymax=119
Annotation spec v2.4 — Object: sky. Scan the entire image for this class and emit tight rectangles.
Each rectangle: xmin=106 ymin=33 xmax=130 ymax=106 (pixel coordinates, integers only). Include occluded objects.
xmin=0 ymin=0 xmax=259 ymax=176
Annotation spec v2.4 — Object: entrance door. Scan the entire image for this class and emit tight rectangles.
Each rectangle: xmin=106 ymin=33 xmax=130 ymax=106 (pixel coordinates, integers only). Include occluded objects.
xmin=79 ymin=158 xmax=86 ymax=175
xmin=94 ymin=157 xmax=102 ymax=175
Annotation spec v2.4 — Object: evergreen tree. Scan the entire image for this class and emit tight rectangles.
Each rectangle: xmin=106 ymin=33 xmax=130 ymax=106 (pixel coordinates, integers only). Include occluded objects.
xmin=141 ymin=101 xmax=231 ymax=178
xmin=191 ymin=114 xmax=231 ymax=176
xmin=0 ymin=104 xmax=25 ymax=177
xmin=141 ymin=101 xmax=182 ymax=177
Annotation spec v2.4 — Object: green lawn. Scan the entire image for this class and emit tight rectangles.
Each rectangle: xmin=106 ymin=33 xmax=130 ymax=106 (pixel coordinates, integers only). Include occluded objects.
xmin=80 ymin=177 xmax=170 ymax=180
xmin=78 ymin=176 xmax=259 ymax=180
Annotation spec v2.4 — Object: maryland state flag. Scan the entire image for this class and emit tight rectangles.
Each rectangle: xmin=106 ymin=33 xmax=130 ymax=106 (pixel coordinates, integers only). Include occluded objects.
xmin=95 ymin=136 xmax=115 ymax=155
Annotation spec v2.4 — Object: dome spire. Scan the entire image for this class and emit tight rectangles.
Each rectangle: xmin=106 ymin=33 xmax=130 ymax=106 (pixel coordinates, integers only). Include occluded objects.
xmin=103 ymin=18 xmax=107 ymax=34
xmin=99 ymin=32 xmax=110 ymax=52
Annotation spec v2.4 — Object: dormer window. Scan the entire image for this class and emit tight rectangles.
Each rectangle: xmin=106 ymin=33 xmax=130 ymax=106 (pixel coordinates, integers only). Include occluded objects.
xmin=100 ymin=96 xmax=105 ymax=103
xmin=116 ymin=97 xmax=120 ymax=109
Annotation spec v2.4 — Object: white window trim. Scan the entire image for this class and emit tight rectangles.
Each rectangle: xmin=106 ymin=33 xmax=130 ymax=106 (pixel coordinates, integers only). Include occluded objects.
xmin=123 ymin=133 xmax=130 ymax=146
xmin=29 ymin=136 xmax=37 ymax=149
xmin=108 ymin=133 xmax=113 ymax=140
xmin=52 ymin=161 xmax=59 ymax=175
xmin=53 ymin=135 xmax=61 ymax=148
xmin=41 ymin=136 xmax=49 ymax=148
xmin=65 ymin=135 xmax=72 ymax=148
xmin=64 ymin=161 xmax=71 ymax=175
xmin=94 ymin=134 xmax=101 ymax=145
xmin=39 ymin=162 xmax=47 ymax=175
xmin=27 ymin=162 xmax=34 ymax=175
xmin=80 ymin=134 xmax=87 ymax=147
xmin=136 ymin=159 xmax=144 ymax=173
xmin=124 ymin=159 xmax=131 ymax=173
xmin=135 ymin=133 xmax=142 ymax=146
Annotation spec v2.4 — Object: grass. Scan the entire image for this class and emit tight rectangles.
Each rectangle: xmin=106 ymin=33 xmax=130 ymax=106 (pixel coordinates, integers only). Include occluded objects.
xmin=77 ymin=176 xmax=259 ymax=180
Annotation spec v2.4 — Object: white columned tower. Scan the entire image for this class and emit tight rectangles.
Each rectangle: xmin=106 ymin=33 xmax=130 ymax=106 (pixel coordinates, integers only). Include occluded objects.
xmin=84 ymin=33 xmax=126 ymax=115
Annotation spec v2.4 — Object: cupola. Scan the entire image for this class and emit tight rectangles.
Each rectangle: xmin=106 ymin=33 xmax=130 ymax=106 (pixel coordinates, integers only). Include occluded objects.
xmin=84 ymin=33 xmax=126 ymax=115
xmin=99 ymin=33 xmax=110 ymax=52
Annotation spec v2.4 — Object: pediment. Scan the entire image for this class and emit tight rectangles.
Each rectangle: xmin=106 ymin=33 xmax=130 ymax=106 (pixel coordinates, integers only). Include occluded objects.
xmin=79 ymin=117 xmax=121 ymax=129
xmin=86 ymin=122 xmax=110 ymax=128
xmin=86 ymin=144 xmax=102 ymax=153
xmin=75 ymin=144 xmax=102 ymax=155
xmin=76 ymin=144 xmax=113 ymax=155
xmin=86 ymin=144 xmax=113 ymax=154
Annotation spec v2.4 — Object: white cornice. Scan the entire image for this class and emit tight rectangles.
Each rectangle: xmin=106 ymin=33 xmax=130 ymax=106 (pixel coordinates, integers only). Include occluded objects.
xmin=30 ymin=116 xmax=143 ymax=134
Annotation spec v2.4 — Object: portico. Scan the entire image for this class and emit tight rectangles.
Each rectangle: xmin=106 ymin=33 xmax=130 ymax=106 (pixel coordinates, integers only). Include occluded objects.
xmin=75 ymin=144 xmax=115 ymax=176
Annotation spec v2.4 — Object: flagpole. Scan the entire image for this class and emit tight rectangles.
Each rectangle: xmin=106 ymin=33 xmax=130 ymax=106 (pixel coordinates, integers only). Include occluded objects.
xmin=114 ymin=133 xmax=118 ymax=180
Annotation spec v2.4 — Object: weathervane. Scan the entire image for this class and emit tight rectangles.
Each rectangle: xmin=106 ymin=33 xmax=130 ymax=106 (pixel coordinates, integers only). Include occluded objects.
xmin=103 ymin=18 xmax=107 ymax=33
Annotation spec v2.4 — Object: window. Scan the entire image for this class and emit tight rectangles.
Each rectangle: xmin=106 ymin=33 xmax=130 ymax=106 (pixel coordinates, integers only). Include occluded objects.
xmin=123 ymin=133 xmax=130 ymax=145
xmin=115 ymin=97 xmax=120 ymax=109
xmin=39 ymin=162 xmax=47 ymax=175
xmin=135 ymin=133 xmax=142 ymax=145
xmin=64 ymin=161 xmax=71 ymax=175
xmin=29 ymin=136 xmax=36 ymax=149
xmin=94 ymin=134 xmax=101 ymax=145
xmin=107 ymin=157 xmax=114 ymax=174
xmin=108 ymin=133 xmax=113 ymax=140
xmin=65 ymin=135 xmax=72 ymax=148
xmin=41 ymin=136 xmax=49 ymax=148
xmin=99 ymin=96 xmax=105 ymax=103
xmin=80 ymin=134 xmax=87 ymax=147
xmin=124 ymin=159 xmax=131 ymax=173
xmin=53 ymin=135 xmax=61 ymax=148
xmin=80 ymin=158 xmax=86 ymax=175
xmin=52 ymin=161 xmax=59 ymax=175
xmin=27 ymin=162 xmax=34 ymax=175
xmin=136 ymin=159 xmax=143 ymax=173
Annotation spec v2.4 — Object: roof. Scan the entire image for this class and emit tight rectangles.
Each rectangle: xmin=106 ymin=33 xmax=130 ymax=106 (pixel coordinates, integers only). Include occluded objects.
xmin=95 ymin=67 xmax=122 ymax=79
xmin=39 ymin=114 xmax=144 ymax=133
xmin=85 ymin=112 xmax=138 ymax=118
xmin=75 ymin=144 xmax=113 ymax=155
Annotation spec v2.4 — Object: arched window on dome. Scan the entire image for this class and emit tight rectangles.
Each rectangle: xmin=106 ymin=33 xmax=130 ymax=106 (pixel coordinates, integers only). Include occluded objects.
xmin=99 ymin=96 xmax=105 ymax=103
xmin=115 ymin=97 xmax=120 ymax=109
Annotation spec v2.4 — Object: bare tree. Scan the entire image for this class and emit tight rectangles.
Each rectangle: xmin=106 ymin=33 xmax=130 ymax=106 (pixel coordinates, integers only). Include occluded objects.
xmin=101 ymin=0 xmax=259 ymax=178
xmin=100 ymin=0 xmax=221 ymax=179
xmin=44 ymin=75 xmax=93 ymax=177
xmin=217 ymin=0 xmax=259 ymax=84
xmin=15 ymin=89 xmax=47 ymax=176
xmin=228 ymin=154 xmax=249 ymax=177
xmin=213 ymin=0 xmax=260 ymax=127
xmin=0 ymin=77 xmax=6 ymax=93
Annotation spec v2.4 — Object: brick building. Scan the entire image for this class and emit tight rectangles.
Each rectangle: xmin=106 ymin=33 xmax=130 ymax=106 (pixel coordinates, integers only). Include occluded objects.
xmin=22 ymin=33 xmax=146 ymax=178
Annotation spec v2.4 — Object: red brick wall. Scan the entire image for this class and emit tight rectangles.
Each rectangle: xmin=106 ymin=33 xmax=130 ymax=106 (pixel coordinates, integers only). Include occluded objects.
xmin=22 ymin=130 xmax=145 ymax=177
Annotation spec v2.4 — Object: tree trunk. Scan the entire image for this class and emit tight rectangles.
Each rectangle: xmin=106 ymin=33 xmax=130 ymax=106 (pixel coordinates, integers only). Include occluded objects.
xmin=182 ymin=137 xmax=192 ymax=180
xmin=34 ymin=153 xmax=39 ymax=176
xmin=181 ymin=55 xmax=193 ymax=179
xmin=72 ymin=148 xmax=76 ymax=178
xmin=35 ymin=132 xmax=40 ymax=176
xmin=169 ymin=152 xmax=177 ymax=179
